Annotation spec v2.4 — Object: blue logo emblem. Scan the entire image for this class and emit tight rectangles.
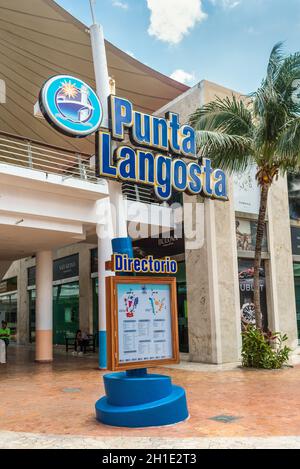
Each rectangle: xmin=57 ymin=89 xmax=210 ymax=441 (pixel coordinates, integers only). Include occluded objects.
xmin=39 ymin=75 xmax=102 ymax=138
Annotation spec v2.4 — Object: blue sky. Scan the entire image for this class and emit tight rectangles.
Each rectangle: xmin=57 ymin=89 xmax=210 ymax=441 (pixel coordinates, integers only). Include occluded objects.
xmin=55 ymin=0 xmax=300 ymax=94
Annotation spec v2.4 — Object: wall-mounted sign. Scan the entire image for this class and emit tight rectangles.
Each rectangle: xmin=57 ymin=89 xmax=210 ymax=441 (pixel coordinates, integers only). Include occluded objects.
xmin=39 ymin=75 xmax=228 ymax=202
xmin=133 ymin=232 xmax=185 ymax=258
xmin=110 ymin=254 xmax=178 ymax=274
xmin=106 ymin=276 xmax=179 ymax=371
xmin=39 ymin=75 xmax=103 ymax=138
xmin=96 ymin=96 xmax=227 ymax=201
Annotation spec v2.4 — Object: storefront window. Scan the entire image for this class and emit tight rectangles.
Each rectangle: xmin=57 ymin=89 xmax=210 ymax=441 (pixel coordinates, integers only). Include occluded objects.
xmin=288 ymin=173 xmax=300 ymax=221
xmin=236 ymin=218 xmax=268 ymax=252
xmin=28 ymin=282 xmax=79 ymax=345
xmin=0 ymin=293 xmax=17 ymax=339
xmin=293 ymin=263 xmax=300 ymax=342
xmin=0 ymin=277 xmax=18 ymax=340
xmin=238 ymin=259 xmax=268 ymax=330
xmin=53 ymin=282 xmax=79 ymax=344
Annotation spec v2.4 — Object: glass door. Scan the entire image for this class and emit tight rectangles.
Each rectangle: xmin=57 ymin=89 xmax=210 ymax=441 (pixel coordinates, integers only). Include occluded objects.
xmin=53 ymin=282 xmax=79 ymax=344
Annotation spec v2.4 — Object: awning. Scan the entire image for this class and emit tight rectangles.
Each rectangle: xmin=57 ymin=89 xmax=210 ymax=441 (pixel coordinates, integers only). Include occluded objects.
xmin=0 ymin=0 xmax=189 ymax=155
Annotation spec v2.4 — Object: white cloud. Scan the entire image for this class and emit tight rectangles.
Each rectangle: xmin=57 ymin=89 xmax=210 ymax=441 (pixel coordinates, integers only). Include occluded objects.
xmin=211 ymin=0 xmax=240 ymax=8
xmin=146 ymin=0 xmax=207 ymax=45
xmin=170 ymin=69 xmax=196 ymax=85
xmin=112 ymin=1 xmax=128 ymax=10
xmin=126 ymin=50 xmax=135 ymax=58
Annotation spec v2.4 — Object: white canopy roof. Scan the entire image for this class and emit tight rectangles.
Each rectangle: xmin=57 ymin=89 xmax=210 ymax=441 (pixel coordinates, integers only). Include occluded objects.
xmin=0 ymin=0 xmax=188 ymax=155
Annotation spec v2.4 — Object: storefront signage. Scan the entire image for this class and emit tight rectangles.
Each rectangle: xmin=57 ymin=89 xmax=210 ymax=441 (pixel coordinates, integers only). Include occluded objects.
xmin=106 ymin=276 xmax=179 ymax=371
xmin=39 ymin=75 xmax=103 ymax=137
xmin=27 ymin=254 xmax=79 ymax=286
xmin=39 ymin=75 xmax=228 ymax=201
xmin=111 ymin=254 xmax=177 ymax=274
xmin=96 ymin=96 xmax=227 ymax=201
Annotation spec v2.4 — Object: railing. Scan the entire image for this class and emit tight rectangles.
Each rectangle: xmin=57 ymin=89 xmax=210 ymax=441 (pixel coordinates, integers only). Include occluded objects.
xmin=0 ymin=130 xmax=99 ymax=183
xmin=121 ymin=182 xmax=159 ymax=205
xmin=0 ymin=130 xmax=173 ymax=205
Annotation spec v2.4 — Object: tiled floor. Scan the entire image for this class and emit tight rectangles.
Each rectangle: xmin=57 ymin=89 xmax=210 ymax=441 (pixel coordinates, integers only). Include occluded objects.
xmin=1 ymin=345 xmax=300 ymax=439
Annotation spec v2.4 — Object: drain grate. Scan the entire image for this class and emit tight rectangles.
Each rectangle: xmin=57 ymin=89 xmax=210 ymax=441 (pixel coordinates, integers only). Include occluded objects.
xmin=209 ymin=414 xmax=241 ymax=423
xmin=62 ymin=387 xmax=81 ymax=393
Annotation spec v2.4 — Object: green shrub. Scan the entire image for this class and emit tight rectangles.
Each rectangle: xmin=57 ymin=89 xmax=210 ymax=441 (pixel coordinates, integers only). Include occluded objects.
xmin=241 ymin=325 xmax=291 ymax=369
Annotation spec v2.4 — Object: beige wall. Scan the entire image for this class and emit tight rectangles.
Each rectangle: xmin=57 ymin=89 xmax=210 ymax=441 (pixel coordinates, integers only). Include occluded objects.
xmin=267 ymin=176 xmax=298 ymax=349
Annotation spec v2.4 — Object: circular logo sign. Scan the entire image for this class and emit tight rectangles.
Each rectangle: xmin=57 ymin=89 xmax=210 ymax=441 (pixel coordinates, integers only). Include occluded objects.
xmin=39 ymin=75 xmax=102 ymax=138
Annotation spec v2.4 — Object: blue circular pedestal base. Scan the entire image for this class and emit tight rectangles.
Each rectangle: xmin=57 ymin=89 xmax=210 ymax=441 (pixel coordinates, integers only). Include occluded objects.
xmin=95 ymin=372 xmax=189 ymax=428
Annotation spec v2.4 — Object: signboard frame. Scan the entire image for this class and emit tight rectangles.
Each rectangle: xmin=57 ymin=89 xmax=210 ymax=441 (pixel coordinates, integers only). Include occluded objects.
xmin=106 ymin=276 xmax=180 ymax=371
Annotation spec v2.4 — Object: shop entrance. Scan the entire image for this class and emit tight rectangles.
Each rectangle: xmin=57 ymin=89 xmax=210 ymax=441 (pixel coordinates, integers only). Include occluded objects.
xmin=0 ymin=277 xmax=18 ymax=340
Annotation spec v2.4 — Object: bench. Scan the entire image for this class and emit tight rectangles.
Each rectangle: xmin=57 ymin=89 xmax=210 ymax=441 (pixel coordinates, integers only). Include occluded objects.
xmin=65 ymin=334 xmax=96 ymax=353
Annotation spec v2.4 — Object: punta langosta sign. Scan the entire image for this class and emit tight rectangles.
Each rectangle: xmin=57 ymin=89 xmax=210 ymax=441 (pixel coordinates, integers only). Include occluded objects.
xmin=39 ymin=75 xmax=227 ymax=201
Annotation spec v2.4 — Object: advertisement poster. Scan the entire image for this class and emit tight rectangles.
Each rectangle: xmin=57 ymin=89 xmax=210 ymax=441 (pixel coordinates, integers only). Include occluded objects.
xmin=288 ymin=173 xmax=300 ymax=221
xmin=238 ymin=259 xmax=268 ymax=330
xmin=236 ymin=218 xmax=268 ymax=252
xmin=117 ymin=283 xmax=173 ymax=364
xmin=233 ymin=165 xmax=260 ymax=215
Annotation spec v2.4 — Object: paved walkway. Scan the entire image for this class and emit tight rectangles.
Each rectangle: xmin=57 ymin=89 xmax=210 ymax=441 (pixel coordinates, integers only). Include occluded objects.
xmin=1 ymin=431 xmax=300 ymax=449
xmin=1 ymin=346 xmax=300 ymax=448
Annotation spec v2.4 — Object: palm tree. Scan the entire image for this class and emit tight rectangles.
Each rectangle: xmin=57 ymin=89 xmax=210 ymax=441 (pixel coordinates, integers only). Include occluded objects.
xmin=190 ymin=43 xmax=300 ymax=329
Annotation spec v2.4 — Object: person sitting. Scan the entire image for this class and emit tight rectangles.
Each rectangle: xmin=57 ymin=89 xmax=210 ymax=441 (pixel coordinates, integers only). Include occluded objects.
xmin=72 ymin=329 xmax=89 ymax=356
xmin=0 ymin=321 xmax=10 ymax=363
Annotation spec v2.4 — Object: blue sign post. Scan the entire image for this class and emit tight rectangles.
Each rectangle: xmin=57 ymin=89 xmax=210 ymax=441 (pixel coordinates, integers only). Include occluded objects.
xmin=38 ymin=66 xmax=228 ymax=428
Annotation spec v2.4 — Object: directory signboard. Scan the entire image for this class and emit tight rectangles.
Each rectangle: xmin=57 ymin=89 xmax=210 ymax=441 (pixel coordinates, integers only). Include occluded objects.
xmin=106 ymin=276 xmax=179 ymax=371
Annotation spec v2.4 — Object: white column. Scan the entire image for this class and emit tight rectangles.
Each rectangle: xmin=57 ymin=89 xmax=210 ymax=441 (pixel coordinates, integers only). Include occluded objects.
xmin=90 ymin=17 xmax=128 ymax=368
xmin=35 ymin=251 xmax=53 ymax=362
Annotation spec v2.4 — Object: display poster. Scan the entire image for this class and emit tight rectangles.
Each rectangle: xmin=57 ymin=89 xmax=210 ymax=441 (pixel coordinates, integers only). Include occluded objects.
xmin=236 ymin=218 xmax=268 ymax=252
xmin=117 ymin=283 xmax=173 ymax=364
xmin=233 ymin=164 xmax=260 ymax=215
xmin=238 ymin=259 xmax=268 ymax=331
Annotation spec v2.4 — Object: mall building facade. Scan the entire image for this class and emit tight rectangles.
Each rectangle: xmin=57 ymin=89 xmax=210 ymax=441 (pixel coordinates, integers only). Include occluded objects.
xmin=0 ymin=0 xmax=299 ymax=364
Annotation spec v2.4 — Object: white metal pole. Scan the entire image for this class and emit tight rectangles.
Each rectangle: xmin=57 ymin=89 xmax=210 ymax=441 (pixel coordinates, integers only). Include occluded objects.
xmin=89 ymin=1 xmax=128 ymax=368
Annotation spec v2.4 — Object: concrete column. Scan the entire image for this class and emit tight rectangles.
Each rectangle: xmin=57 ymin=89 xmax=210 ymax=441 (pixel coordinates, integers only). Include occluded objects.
xmin=35 ymin=251 xmax=53 ymax=362
xmin=267 ymin=175 xmax=298 ymax=349
xmin=17 ymin=259 xmax=29 ymax=345
xmin=97 ymin=224 xmax=114 ymax=369
xmin=185 ymin=180 xmax=241 ymax=364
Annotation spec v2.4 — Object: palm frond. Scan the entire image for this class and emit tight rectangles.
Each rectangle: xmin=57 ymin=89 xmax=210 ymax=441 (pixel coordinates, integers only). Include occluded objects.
xmin=189 ymin=95 xmax=253 ymax=137
xmin=267 ymin=41 xmax=285 ymax=82
xmin=196 ymin=130 xmax=253 ymax=173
